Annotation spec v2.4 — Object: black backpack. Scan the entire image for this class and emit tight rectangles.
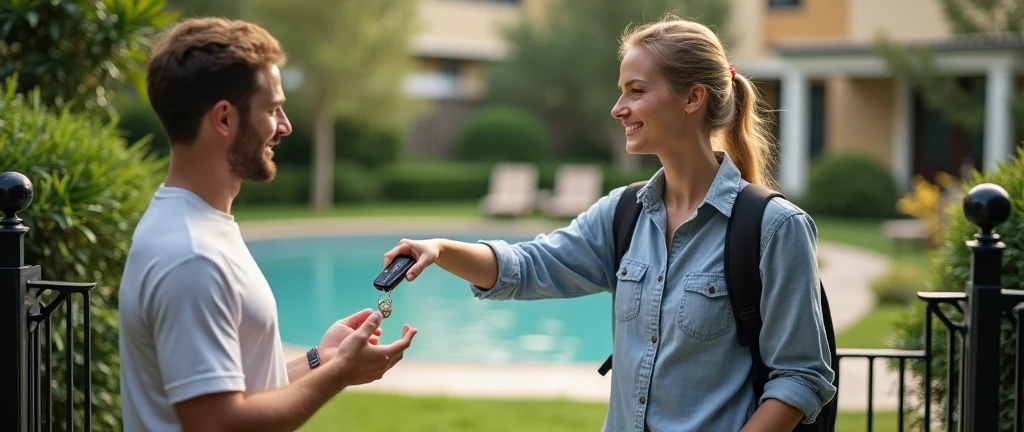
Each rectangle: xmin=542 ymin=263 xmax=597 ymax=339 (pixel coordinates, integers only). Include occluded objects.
xmin=597 ymin=181 xmax=839 ymax=432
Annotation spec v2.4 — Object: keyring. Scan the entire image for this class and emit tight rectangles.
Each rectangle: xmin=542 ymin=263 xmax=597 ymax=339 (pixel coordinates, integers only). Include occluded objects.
xmin=377 ymin=291 xmax=393 ymax=318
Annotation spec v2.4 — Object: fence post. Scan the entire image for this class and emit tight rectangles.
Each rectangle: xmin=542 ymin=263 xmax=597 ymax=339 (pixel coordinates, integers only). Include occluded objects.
xmin=0 ymin=171 xmax=37 ymax=432
xmin=961 ymin=182 xmax=1011 ymax=432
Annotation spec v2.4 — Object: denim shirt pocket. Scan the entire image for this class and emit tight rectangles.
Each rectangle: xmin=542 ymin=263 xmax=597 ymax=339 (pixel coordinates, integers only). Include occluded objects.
xmin=614 ymin=258 xmax=648 ymax=322
xmin=677 ymin=273 xmax=733 ymax=341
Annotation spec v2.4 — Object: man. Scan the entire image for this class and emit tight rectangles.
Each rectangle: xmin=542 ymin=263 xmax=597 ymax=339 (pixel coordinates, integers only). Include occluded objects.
xmin=118 ymin=17 xmax=417 ymax=431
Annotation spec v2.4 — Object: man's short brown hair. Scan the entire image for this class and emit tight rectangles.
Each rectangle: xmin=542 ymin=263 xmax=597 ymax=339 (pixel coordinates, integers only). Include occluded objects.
xmin=146 ymin=18 xmax=286 ymax=144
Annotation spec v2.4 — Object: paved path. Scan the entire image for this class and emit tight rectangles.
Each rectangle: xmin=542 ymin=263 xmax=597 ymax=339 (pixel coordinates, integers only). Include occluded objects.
xmin=248 ymin=217 xmax=904 ymax=412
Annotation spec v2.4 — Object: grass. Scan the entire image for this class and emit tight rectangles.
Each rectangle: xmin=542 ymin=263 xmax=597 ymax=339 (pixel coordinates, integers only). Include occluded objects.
xmin=299 ymin=392 xmax=901 ymax=431
xmin=836 ymin=303 xmax=907 ymax=349
xmin=814 ymin=216 xmax=931 ymax=268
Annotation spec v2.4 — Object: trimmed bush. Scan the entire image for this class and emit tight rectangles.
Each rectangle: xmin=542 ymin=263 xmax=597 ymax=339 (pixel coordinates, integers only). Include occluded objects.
xmin=234 ymin=166 xmax=310 ymax=206
xmin=116 ymin=102 xmax=170 ymax=158
xmin=456 ymin=105 xmax=550 ymax=163
xmin=334 ymin=160 xmax=380 ymax=203
xmin=889 ymin=147 xmax=1024 ymax=430
xmin=870 ymin=263 xmax=928 ymax=306
xmin=804 ymin=152 xmax=900 ymax=218
xmin=1 ymin=81 xmax=169 ymax=432
xmin=269 ymin=119 xmax=403 ymax=168
xmin=380 ymin=161 xmax=493 ymax=201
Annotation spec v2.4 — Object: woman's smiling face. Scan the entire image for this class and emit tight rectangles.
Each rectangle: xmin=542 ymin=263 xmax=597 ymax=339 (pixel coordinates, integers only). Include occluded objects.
xmin=610 ymin=45 xmax=693 ymax=156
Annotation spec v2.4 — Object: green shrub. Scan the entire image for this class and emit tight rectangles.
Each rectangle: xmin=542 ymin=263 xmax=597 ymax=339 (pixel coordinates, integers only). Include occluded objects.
xmin=1 ymin=81 xmax=169 ymax=432
xmin=234 ymin=166 xmax=310 ymax=206
xmin=804 ymin=152 xmax=900 ymax=219
xmin=870 ymin=263 xmax=928 ymax=306
xmin=889 ymin=147 xmax=1024 ymax=430
xmin=334 ymin=160 xmax=380 ymax=203
xmin=456 ymin=105 xmax=550 ymax=163
xmin=269 ymin=119 xmax=402 ymax=168
xmin=0 ymin=0 xmax=176 ymax=116
xmin=380 ymin=161 xmax=493 ymax=201
xmin=116 ymin=102 xmax=170 ymax=158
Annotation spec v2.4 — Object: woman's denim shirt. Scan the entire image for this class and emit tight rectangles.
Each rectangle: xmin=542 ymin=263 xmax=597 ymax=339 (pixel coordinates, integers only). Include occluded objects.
xmin=471 ymin=152 xmax=837 ymax=431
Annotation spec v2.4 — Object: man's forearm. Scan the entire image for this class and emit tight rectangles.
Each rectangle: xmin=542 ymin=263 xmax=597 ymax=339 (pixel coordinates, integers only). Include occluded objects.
xmin=740 ymin=398 xmax=804 ymax=432
xmin=226 ymin=367 xmax=345 ymax=432
xmin=287 ymin=352 xmax=313 ymax=382
xmin=434 ymin=240 xmax=499 ymax=289
xmin=187 ymin=365 xmax=347 ymax=432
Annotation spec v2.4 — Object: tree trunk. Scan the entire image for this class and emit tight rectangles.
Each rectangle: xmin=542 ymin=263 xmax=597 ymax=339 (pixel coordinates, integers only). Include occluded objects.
xmin=311 ymin=106 xmax=334 ymax=210
xmin=606 ymin=120 xmax=639 ymax=172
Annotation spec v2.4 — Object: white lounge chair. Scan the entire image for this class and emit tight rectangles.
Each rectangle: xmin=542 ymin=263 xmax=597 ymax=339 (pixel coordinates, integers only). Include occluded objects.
xmin=541 ymin=164 xmax=604 ymax=219
xmin=479 ymin=162 xmax=539 ymax=218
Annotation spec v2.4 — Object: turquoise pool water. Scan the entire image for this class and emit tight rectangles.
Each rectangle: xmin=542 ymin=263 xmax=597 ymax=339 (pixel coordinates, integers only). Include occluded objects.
xmin=248 ymin=234 xmax=612 ymax=364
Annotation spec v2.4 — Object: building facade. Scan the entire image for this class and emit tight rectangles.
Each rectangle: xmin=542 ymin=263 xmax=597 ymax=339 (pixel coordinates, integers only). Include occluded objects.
xmin=405 ymin=0 xmax=1023 ymax=197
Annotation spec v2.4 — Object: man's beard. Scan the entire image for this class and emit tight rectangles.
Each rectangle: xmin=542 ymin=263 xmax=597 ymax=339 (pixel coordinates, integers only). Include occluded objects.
xmin=227 ymin=117 xmax=276 ymax=182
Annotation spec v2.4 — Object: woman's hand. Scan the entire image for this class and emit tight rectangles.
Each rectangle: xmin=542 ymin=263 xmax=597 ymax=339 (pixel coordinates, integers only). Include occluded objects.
xmin=383 ymin=238 xmax=443 ymax=282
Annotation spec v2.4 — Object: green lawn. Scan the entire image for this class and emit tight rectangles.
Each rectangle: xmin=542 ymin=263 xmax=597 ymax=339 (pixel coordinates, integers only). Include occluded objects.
xmin=836 ymin=304 xmax=907 ymax=349
xmin=299 ymin=392 xmax=901 ymax=432
xmin=814 ymin=216 xmax=931 ymax=268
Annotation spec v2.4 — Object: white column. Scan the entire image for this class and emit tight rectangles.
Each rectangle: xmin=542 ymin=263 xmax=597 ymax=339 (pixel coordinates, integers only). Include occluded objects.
xmin=984 ymin=62 xmax=1014 ymax=172
xmin=779 ymin=67 xmax=810 ymax=197
xmin=891 ymin=79 xmax=913 ymax=192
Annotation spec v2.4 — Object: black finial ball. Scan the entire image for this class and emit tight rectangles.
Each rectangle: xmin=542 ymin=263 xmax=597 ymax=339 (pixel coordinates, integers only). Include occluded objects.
xmin=963 ymin=182 xmax=1011 ymax=232
xmin=0 ymin=171 xmax=34 ymax=221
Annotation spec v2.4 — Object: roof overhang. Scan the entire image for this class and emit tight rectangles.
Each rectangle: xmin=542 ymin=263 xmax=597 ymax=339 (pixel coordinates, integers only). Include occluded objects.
xmin=736 ymin=34 xmax=1024 ymax=80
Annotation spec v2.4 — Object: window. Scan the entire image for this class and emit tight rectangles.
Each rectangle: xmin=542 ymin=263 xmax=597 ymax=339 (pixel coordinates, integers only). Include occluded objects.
xmin=808 ymin=83 xmax=826 ymax=161
xmin=768 ymin=0 xmax=801 ymax=9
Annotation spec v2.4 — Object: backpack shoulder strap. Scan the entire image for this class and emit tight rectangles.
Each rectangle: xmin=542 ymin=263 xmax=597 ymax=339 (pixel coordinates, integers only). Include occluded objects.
xmin=724 ymin=182 xmax=784 ymax=397
xmin=612 ymin=181 xmax=647 ymax=268
xmin=598 ymin=181 xmax=646 ymax=376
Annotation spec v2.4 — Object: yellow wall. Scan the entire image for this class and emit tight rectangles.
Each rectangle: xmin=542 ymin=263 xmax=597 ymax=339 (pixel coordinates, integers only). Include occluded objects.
xmin=848 ymin=0 xmax=950 ymax=42
xmin=763 ymin=0 xmax=848 ymax=45
xmin=826 ymin=78 xmax=895 ymax=167
xmin=725 ymin=0 xmax=765 ymax=59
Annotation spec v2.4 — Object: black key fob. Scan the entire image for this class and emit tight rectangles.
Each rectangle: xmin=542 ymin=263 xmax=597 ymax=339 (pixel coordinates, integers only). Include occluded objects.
xmin=374 ymin=255 xmax=416 ymax=291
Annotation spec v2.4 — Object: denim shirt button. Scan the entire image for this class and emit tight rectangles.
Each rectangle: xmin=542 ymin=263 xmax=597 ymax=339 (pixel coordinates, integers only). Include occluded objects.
xmin=639 ymin=396 xmax=646 ymax=404
xmin=620 ymin=268 xmax=627 ymax=277
xmin=657 ymin=274 xmax=663 ymax=282
xmin=650 ymin=335 xmax=657 ymax=343
xmin=708 ymin=285 xmax=716 ymax=294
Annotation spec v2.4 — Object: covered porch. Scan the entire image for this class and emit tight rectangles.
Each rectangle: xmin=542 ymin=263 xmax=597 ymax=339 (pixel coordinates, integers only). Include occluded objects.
xmin=738 ymin=37 xmax=1024 ymax=198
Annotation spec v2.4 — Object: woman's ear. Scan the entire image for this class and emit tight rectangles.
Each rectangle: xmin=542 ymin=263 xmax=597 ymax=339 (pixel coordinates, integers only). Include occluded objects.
xmin=683 ymin=84 xmax=707 ymax=115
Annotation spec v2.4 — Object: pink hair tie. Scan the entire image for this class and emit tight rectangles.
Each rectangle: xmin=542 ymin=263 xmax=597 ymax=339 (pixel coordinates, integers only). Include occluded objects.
xmin=729 ymin=64 xmax=736 ymax=80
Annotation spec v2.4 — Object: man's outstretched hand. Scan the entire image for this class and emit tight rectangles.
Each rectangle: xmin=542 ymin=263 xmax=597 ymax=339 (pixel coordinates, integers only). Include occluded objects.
xmin=318 ymin=308 xmax=383 ymax=364
xmin=329 ymin=310 xmax=418 ymax=387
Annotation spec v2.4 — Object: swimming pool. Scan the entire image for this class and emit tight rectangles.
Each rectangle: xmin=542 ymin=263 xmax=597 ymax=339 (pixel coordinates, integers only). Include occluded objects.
xmin=248 ymin=234 xmax=613 ymax=365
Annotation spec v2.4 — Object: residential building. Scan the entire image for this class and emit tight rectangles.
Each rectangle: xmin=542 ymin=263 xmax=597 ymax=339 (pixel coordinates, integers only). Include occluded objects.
xmin=731 ymin=0 xmax=1022 ymax=197
xmin=405 ymin=0 xmax=1023 ymax=198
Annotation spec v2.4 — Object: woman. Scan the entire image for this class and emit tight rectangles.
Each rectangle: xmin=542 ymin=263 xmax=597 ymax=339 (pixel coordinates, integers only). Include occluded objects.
xmin=383 ymin=15 xmax=836 ymax=431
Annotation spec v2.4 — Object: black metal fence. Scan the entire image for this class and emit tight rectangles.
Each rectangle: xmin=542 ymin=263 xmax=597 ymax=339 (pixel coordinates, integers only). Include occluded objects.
xmin=836 ymin=182 xmax=1017 ymax=432
xmin=2 ymin=171 xmax=96 ymax=432
xmin=0 ymin=169 xmax=1018 ymax=431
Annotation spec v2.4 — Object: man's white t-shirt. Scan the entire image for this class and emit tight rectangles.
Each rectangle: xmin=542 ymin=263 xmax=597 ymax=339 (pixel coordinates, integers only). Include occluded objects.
xmin=118 ymin=185 xmax=289 ymax=431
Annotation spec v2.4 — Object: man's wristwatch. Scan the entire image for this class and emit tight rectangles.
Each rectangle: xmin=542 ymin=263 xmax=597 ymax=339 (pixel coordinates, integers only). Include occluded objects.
xmin=307 ymin=347 xmax=322 ymax=369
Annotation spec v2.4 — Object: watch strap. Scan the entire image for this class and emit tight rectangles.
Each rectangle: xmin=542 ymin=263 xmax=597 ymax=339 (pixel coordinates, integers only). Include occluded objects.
xmin=307 ymin=346 xmax=322 ymax=369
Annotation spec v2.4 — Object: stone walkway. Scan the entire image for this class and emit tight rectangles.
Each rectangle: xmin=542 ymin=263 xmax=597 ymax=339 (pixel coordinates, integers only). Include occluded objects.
xmin=246 ymin=216 xmax=904 ymax=412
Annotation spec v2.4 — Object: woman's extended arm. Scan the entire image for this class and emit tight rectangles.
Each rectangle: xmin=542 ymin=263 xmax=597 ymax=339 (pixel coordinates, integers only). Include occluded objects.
xmin=383 ymin=187 xmax=630 ymax=300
